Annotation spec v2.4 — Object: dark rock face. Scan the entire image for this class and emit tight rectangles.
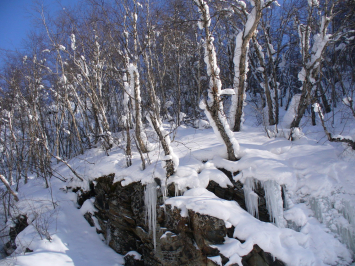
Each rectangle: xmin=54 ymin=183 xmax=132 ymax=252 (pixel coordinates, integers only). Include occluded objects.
xmin=124 ymin=253 xmax=144 ymax=266
xmin=87 ymin=173 xmax=285 ymax=266
xmin=242 ymin=245 xmax=285 ymax=266
xmin=4 ymin=215 xmax=28 ymax=256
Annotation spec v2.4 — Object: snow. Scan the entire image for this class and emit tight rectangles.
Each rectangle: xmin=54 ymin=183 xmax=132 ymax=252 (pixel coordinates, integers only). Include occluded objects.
xmin=343 ymin=97 xmax=352 ymax=106
xmin=70 ymin=34 xmax=76 ymax=51
xmin=220 ymin=89 xmax=235 ymax=95
xmin=80 ymin=199 xmax=96 ymax=215
xmin=194 ymin=119 xmax=210 ymax=129
xmin=208 ymin=255 xmax=223 ymax=265
xmin=308 ymin=0 xmax=319 ymax=7
xmin=124 ymin=251 xmax=141 ymax=260
xmin=167 ymin=186 xmax=351 ymax=266
xmin=0 ymin=179 xmax=125 ymax=266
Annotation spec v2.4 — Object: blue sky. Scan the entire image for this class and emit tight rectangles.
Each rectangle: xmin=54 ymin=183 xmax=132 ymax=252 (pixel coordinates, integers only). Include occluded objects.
xmin=0 ymin=0 xmax=73 ymax=52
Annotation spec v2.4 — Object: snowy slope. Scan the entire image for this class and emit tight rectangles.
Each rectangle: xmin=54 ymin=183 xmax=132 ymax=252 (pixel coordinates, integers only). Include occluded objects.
xmin=0 ymin=115 xmax=355 ymax=265
xmin=0 ymin=178 xmax=125 ymax=266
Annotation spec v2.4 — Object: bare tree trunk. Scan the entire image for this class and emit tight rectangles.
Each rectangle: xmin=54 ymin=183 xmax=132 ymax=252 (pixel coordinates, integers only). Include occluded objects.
xmin=133 ymin=70 xmax=148 ymax=153
xmin=194 ymin=0 xmax=239 ymax=161
xmin=231 ymin=0 xmax=263 ymax=132
xmin=149 ymin=114 xmax=175 ymax=178
xmin=291 ymin=2 xmax=334 ymax=130
xmin=125 ymin=120 xmax=132 ymax=167
xmin=315 ymin=105 xmax=355 ymax=149
xmin=252 ymin=36 xmax=275 ymax=125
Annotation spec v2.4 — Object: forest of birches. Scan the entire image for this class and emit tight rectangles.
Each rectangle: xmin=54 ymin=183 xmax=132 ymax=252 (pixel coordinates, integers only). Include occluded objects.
xmin=0 ymin=0 xmax=354 ymax=198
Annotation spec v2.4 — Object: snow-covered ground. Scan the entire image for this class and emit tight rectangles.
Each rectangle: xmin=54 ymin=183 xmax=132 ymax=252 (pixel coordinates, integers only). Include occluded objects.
xmin=0 ymin=107 xmax=355 ymax=266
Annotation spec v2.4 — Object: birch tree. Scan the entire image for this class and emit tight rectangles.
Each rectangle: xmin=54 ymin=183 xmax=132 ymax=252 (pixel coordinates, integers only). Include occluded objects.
xmin=290 ymin=0 xmax=337 ymax=130
xmin=229 ymin=0 xmax=276 ymax=132
xmin=194 ymin=0 xmax=239 ymax=161
xmin=121 ymin=1 xmax=150 ymax=154
xmin=142 ymin=0 xmax=178 ymax=177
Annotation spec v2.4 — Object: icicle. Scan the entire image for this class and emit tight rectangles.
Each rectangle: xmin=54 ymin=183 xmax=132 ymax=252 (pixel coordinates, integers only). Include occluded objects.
xmin=144 ymin=182 xmax=157 ymax=250
xmin=263 ymin=180 xmax=286 ymax=227
xmin=174 ymin=183 xmax=179 ymax=197
xmin=161 ymin=179 xmax=167 ymax=203
xmin=243 ymin=178 xmax=259 ymax=218
xmin=106 ymin=225 xmax=111 ymax=246
xmin=338 ymin=200 xmax=355 ymax=253
xmin=310 ymin=197 xmax=355 ymax=254
xmin=160 ymin=177 xmax=168 ymax=213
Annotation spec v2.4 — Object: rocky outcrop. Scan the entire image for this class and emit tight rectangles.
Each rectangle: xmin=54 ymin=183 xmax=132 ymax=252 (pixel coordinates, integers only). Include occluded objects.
xmin=78 ymin=173 xmax=285 ymax=266
xmin=4 ymin=215 xmax=28 ymax=256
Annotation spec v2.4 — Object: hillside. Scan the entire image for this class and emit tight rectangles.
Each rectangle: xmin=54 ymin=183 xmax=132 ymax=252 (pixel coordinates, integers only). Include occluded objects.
xmin=0 ymin=108 xmax=354 ymax=265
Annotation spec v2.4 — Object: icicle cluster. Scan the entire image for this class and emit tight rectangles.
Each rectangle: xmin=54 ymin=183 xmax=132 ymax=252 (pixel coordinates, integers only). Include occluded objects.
xmin=263 ymin=180 xmax=286 ymax=227
xmin=144 ymin=182 xmax=157 ymax=250
xmin=243 ymin=178 xmax=259 ymax=218
xmin=310 ymin=197 xmax=355 ymax=254
xmin=243 ymin=177 xmax=286 ymax=227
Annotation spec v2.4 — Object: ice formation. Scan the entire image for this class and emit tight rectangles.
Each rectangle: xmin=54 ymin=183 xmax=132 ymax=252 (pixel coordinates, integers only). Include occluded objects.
xmin=144 ymin=182 xmax=157 ymax=250
xmin=310 ymin=197 xmax=355 ymax=254
xmin=263 ymin=180 xmax=286 ymax=228
xmin=243 ymin=178 xmax=259 ymax=218
xmin=243 ymin=177 xmax=285 ymax=227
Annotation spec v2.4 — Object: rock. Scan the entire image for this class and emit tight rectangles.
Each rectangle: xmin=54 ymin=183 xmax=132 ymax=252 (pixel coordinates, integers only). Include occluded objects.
xmin=242 ymin=245 xmax=285 ymax=266
xmin=4 ymin=215 xmax=28 ymax=256
xmin=25 ymin=247 xmax=33 ymax=253
xmin=72 ymin=182 xmax=96 ymax=207
xmin=9 ymin=215 xmax=28 ymax=241
xmin=124 ymin=251 xmax=144 ymax=266
xmin=85 ymin=174 xmax=286 ymax=266
xmin=189 ymin=210 xmax=226 ymax=256
xmin=83 ymin=212 xmax=95 ymax=227
xmin=4 ymin=241 xmax=17 ymax=256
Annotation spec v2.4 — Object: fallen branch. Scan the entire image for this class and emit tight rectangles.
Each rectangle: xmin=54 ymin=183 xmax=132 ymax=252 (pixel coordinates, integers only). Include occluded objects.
xmin=316 ymin=104 xmax=355 ymax=149
xmin=40 ymin=140 xmax=84 ymax=182
xmin=0 ymin=174 xmax=19 ymax=202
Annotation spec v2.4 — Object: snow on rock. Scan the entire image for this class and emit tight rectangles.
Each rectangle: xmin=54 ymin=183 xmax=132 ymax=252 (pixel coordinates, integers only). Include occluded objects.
xmin=166 ymin=187 xmax=350 ymax=266
xmin=208 ymin=255 xmax=223 ymax=266
xmin=194 ymin=119 xmax=211 ymax=129
xmin=1 ymin=118 xmax=354 ymax=265
xmin=0 ymin=178 xmax=124 ymax=266
xmin=284 ymin=204 xmax=309 ymax=227
xmin=80 ymin=199 xmax=96 ymax=215
xmin=124 ymin=251 xmax=142 ymax=260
